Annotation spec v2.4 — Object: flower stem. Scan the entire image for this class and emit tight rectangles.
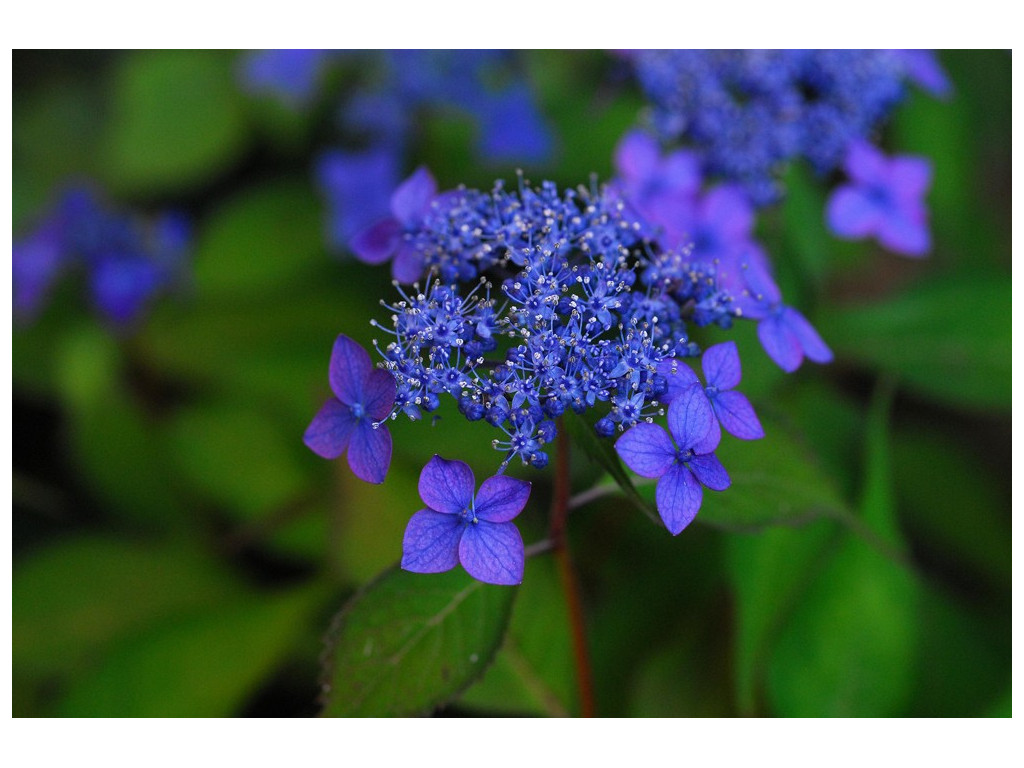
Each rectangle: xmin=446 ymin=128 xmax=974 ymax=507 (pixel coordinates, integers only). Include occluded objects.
xmin=550 ymin=419 xmax=596 ymax=718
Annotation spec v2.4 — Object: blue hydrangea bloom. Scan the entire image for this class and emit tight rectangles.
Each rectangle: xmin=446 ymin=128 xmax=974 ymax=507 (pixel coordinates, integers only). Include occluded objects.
xmin=626 ymin=50 xmax=927 ymax=206
xmin=615 ymin=384 xmax=730 ymax=534
xmin=826 ymin=140 xmax=933 ymax=257
xmin=401 ymin=455 xmax=529 ymax=585
xmin=12 ymin=186 xmax=190 ymax=327
xmin=304 ymin=334 xmax=397 ymax=484
xmin=238 ymin=49 xmax=332 ymax=108
xmin=317 ymin=147 xmax=401 ymax=249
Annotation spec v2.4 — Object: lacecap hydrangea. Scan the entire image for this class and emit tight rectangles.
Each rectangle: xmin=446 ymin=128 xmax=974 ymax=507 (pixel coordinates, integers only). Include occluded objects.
xmin=306 ymin=168 xmax=831 ymax=585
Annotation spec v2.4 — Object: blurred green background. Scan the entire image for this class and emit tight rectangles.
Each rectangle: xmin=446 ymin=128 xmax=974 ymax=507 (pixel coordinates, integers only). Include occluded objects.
xmin=12 ymin=50 xmax=1011 ymax=717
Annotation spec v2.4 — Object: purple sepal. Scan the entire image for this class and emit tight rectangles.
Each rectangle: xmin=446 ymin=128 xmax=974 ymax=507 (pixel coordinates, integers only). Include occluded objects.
xmin=657 ymin=358 xmax=700 ymax=404
xmin=474 ymin=475 xmax=531 ymax=523
xmin=303 ymin=398 xmax=356 ymax=459
xmin=615 ymin=423 xmax=676 ymax=479
xmin=782 ymin=307 xmax=833 ymax=364
xmin=418 ymin=455 xmax=475 ymax=515
xmin=390 ymin=166 xmax=437 ymax=228
xmin=362 ymin=368 xmax=398 ymax=421
xmin=656 ymin=464 xmax=702 ymax=535
xmin=459 ymin=522 xmax=525 ymax=585
xmin=350 ymin=219 xmax=401 ymax=265
xmin=348 ymin=420 xmax=392 ymax=485
xmin=711 ymin=390 xmax=765 ymax=440
xmin=702 ymin=341 xmax=742 ymax=390
xmin=687 ymin=452 xmax=730 ymax=491
xmin=401 ymin=509 xmax=462 ymax=573
xmin=667 ymin=385 xmax=718 ymax=454
xmin=827 ymin=188 xmax=882 ymax=238
xmin=391 ymin=243 xmax=424 ymax=284
xmin=329 ymin=334 xmax=373 ymax=406
xmin=757 ymin=313 xmax=803 ymax=373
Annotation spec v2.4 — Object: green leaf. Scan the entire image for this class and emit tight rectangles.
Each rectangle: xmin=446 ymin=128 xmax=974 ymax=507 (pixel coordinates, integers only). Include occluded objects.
xmin=725 ymin=519 xmax=840 ymax=714
xmin=766 ymin=380 xmax=920 ymax=716
xmin=320 ymin=566 xmax=516 ymax=716
xmin=13 ymin=537 xmax=245 ymax=678
xmin=815 ymin=275 xmax=1011 ymax=410
xmin=193 ymin=179 xmax=325 ymax=298
xmin=104 ymin=50 xmax=248 ymax=194
xmin=56 ymin=588 xmax=320 ymax=717
xmin=458 ymin=555 xmax=574 ymax=716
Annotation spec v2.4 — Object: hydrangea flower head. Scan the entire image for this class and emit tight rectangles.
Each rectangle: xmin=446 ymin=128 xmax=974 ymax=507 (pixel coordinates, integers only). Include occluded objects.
xmin=401 ymin=455 xmax=529 ymax=585
xmin=615 ymin=384 xmax=730 ymax=534
xmin=350 ymin=166 xmax=437 ymax=283
xmin=304 ymin=334 xmax=396 ymax=484
xmin=826 ymin=140 xmax=933 ymax=257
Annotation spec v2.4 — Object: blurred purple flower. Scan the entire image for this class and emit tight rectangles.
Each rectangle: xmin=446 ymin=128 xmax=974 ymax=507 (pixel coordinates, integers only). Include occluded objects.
xmin=350 ymin=166 xmax=437 ymax=283
xmin=893 ymin=49 xmax=952 ymax=99
xmin=13 ymin=223 xmax=65 ymax=320
xmin=611 ymin=129 xmax=700 ymax=236
xmin=615 ymin=384 xmax=729 ymax=534
xmin=317 ymin=147 xmax=401 ymax=250
xmin=239 ymin=49 xmax=331 ymax=108
xmin=401 ymin=455 xmax=529 ymax=585
xmin=304 ymin=334 xmax=396 ymax=484
xmin=826 ymin=140 xmax=933 ymax=257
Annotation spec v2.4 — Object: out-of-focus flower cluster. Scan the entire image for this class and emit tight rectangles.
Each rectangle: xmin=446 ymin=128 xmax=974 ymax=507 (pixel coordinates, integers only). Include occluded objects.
xmin=239 ymin=50 xmax=553 ymax=248
xmin=13 ymin=186 xmax=190 ymax=327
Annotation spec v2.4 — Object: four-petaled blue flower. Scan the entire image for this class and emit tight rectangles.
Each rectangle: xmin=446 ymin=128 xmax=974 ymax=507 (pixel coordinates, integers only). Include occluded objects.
xmin=826 ymin=140 xmax=933 ymax=257
xmin=615 ymin=384 xmax=730 ymax=535
xmin=304 ymin=334 xmax=396 ymax=484
xmin=350 ymin=166 xmax=437 ymax=283
xmin=658 ymin=340 xmax=765 ymax=442
xmin=402 ymin=455 xmax=530 ymax=585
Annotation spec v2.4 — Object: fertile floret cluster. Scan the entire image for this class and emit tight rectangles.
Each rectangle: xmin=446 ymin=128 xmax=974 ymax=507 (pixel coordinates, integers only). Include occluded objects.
xmin=12 ymin=186 xmax=190 ymax=327
xmin=625 ymin=50 xmax=939 ymax=206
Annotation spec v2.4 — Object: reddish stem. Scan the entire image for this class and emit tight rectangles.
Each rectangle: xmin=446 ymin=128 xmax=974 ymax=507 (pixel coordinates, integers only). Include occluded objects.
xmin=550 ymin=420 xmax=596 ymax=718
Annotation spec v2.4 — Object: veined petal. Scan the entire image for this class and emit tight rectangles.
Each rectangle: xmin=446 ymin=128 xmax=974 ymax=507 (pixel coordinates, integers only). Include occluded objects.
xmin=758 ymin=314 xmax=803 ymax=373
xmin=474 ymin=475 xmax=531 ymax=523
xmin=688 ymin=452 xmax=731 ymax=491
xmin=329 ymin=334 xmax=373 ymax=406
xmin=667 ymin=384 xmax=717 ymax=453
xmin=303 ymin=398 xmax=355 ymax=459
xmin=401 ymin=509 xmax=463 ymax=574
xmin=655 ymin=464 xmax=702 ymax=535
xmin=390 ymin=166 xmax=437 ymax=228
xmin=350 ymin=218 xmax=400 ymax=265
xmin=656 ymin=358 xmax=700 ymax=404
xmin=418 ymin=455 xmax=475 ymax=515
xmin=711 ymin=390 xmax=765 ymax=440
xmin=615 ymin=423 xmax=676 ymax=479
xmin=347 ymin=419 xmax=392 ymax=484
xmin=459 ymin=521 xmax=524 ymax=585
xmin=362 ymin=368 xmax=397 ymax=420
xmin=702 ymin=340 xmax=742 ymax=390
xmin=781 ymin=307 xmax=834 ymax=364
xmin=826 ymin=186 xmax=882 ymax=239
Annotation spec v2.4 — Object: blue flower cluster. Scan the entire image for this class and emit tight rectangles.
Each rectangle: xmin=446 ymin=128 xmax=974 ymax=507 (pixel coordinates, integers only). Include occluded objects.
xmin=13 ymin=186 xmax=190 ymax=327
xmin=238 ymin=50 xmax=553 ymax=248
xmin=625 ymin=49 xmax=945 ymax=207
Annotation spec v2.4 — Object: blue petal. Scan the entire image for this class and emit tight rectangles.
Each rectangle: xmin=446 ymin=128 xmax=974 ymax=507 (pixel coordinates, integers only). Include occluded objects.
xmin=391 ymin=243 xmax=424 ymax=284
xmin=347 ymin=419 xmax=392 ymax=484
xmin=757 ymin=314 xmax=803 ymax=373
xmin=655 ymin=464 xmax=702 ymax=535
xmin=615 ymin=423 xmax=676 ymax=479
xmin=876 ymin=207 xmax=931 ymax=257
xmin=350 ymin=218 xmax=400 ymax=265
xmin=401 ymin=509 xmax=463 ymax=574
xmin=711 ymin=390 xmax=765 ymax=440
xmin=702 ymin=341 xmax=742 ymax=390
xmin=687 ymin=452 xmax=731 ymax=491
xmin=390 ymin=166 xmax=437 ymax=228
xmin=303 ymin=398 xmax=355 ymax=459
xmin=826 ymin=186 xmax=882 ymax=239
xmin=459 ymin=521 xmax=524 ymax=585
xmin=614 ymin=129 xmax=660 ymax=181
xmin=329 ymin=334 xmax=373 ymax=406
xmin=362 ymin=368 xmax=397 ymax=421
xmin=667 ymin=384 xmax=718 ymax=453
xmin=418 ymin=455 xmax=475 ymax=515
xmin=781 ymin=307 xmax=834 ymax=365
xmin=656 ymin=358 xmax=700 ymax=404
xmin=474 ymin=475 xmax=531 ymax=523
